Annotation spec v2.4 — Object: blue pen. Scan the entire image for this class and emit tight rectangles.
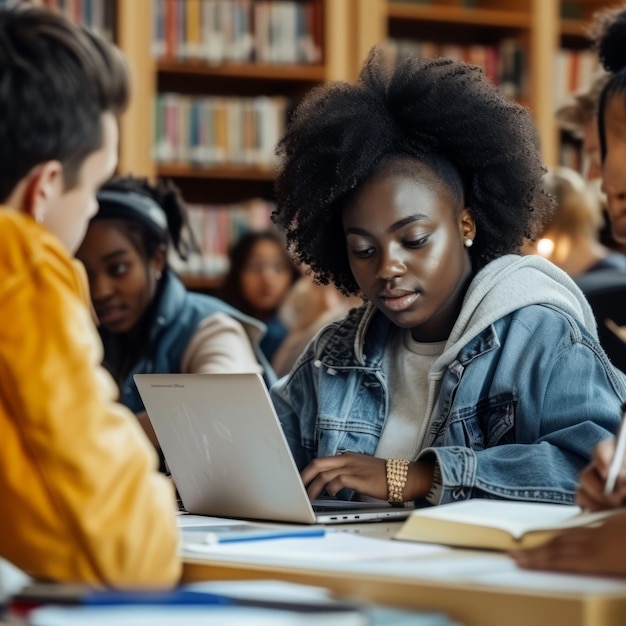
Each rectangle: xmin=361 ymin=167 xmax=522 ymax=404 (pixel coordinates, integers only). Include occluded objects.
xmin=183 ymin=525 xmax=325 ymax=545
xmin=81 ymin=586 xmax=360 ymax=614
xmin=82 ymin=590 xmax=233 ymax=606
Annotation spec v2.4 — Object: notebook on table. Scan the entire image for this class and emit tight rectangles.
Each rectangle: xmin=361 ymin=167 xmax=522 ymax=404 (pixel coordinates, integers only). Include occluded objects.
xmin=134 ymin=373 xmax=413 ymax=525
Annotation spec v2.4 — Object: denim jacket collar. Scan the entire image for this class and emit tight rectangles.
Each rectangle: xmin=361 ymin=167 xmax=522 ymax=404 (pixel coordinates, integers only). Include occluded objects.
xmin=318 ymin=302 xmax=501 ymax=373
xmin=319 ymin=255 xmax=598 ymax=381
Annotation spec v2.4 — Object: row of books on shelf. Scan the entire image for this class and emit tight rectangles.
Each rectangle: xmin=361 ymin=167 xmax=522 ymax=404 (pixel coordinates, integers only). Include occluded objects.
xmin=18 ymin=0 xmax=113 ymax=34
xmin=389 ymin=37 xmax=525 ymax=99
xmin=553 ymin=48 xmax=601 ymax=107
xmin=171 ymin=199 xmax=275 ymax=277
xmin=153 ymin=0 xmax=323 ymax=65
xmin=153 ymin=93 xmax=288 ymax=168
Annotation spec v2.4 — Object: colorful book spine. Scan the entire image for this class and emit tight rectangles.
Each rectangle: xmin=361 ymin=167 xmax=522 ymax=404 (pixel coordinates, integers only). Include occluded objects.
xmin=390 ymin=37 xmax=527 ymax=99
xmin=152 ymin=0 xmax=322 ymax=65
xmin=153 ymin=93 xmax=289 ymax=169
xmin=17 ymin=0 xmax=108 ymax=32
xmin=553 ymin=48 xmax=600 ymax=108
xmin=171 ymin=200 xmax=275 ymax=278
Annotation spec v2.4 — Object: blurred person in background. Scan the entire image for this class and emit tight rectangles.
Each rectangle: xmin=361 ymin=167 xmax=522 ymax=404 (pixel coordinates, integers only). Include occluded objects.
xmin=77 ymin=177 xmax=275 ymax=454
xmin=523 ymin=166 xmax=626 ymax=371
xmin=556 ymin=71 xmax=626 ymax=255
xmin=524 ymin=166 xmax=626 ymax=276
xmin=272 ymin=275 xmax=363 ymax=378
xmin=220 ymin=230 xmax=300 ymax=362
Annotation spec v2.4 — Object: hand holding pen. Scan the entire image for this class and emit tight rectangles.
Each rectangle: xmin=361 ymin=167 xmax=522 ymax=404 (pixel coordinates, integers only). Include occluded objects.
xmin=576 ymin=404 xmax=626 ymax=511
xmin=512 ymin=404 xmax=626 ymax=575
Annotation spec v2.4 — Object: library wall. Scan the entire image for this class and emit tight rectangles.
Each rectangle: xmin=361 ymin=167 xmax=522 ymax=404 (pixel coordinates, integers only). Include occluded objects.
xmin=116 ymin=0 xmax=355 ymax=292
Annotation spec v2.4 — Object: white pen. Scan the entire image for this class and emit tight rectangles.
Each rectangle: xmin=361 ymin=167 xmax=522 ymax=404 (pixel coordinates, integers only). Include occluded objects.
xmin=604 ymin=403 xmax=626 ymax=495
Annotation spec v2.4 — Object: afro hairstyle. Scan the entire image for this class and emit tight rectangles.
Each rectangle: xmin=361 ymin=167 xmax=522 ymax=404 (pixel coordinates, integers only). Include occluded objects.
xmin=273 ymin=47 xmax=554 ymax=296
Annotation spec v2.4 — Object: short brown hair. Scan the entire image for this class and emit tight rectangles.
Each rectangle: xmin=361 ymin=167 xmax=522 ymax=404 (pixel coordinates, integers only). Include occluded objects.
xmin=0 ymin=5 xmax=130 ymax=200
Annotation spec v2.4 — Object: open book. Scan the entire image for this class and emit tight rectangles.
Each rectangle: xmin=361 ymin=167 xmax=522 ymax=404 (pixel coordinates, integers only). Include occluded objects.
xmin=394 ymin=500 xmax=621 ymax=551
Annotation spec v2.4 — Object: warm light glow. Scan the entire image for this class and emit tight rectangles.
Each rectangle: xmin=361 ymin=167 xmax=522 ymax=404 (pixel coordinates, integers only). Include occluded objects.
xmin=536 ymin=238 xmax=555 ymax=258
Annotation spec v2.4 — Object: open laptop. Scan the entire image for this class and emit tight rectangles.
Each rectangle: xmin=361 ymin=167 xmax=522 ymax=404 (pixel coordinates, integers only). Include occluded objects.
xmin=134 ymin=373 xmax=414 ymax=525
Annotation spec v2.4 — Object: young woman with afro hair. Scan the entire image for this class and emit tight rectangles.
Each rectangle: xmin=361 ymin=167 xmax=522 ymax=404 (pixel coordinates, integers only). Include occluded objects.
xmin=270 ymin=47 xmax=626 ymax=510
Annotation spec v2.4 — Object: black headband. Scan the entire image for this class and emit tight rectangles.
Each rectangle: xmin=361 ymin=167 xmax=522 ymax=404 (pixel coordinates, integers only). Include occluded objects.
xmin=95 ymin=189 xmax=168 ymax=238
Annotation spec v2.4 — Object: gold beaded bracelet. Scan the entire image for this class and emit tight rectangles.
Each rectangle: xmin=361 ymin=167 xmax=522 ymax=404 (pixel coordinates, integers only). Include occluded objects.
xmin=386 ymin=458 xmax=410 ymax=506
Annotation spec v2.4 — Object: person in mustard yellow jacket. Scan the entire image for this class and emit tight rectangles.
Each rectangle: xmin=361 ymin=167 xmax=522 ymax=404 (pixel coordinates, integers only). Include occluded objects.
xmin=0 ymin=6 xmax=180 ymax=587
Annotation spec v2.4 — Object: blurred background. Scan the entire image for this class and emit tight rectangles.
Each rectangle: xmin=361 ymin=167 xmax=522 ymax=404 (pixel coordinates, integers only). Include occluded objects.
xmin=10 ymin=0 xmax=626 ymax=290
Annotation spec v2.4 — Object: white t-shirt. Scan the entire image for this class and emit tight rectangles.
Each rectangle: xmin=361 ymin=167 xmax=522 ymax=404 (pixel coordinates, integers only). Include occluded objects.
xmin=375 ymin=326 xmax=445 ymax=460
xmin=180 ymin=312 xmax=262 ymax=375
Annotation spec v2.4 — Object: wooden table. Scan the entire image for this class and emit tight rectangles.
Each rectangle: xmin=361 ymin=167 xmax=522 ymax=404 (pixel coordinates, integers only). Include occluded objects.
xmin=182 ymin=543 xmax=626 ymax=626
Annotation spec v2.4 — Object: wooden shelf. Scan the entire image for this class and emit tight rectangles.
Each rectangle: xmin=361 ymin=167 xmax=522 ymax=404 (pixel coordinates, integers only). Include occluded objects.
xmin=179 ymin=274 xmax=223 ymax=293
xmin=157 ymin=61 xmax=327 ymax=83
xmin=378 ymin=0 xmax=559 ymax=166
xmin=387 ymin=3 xmax=531 ymax=29
xmin=117 ymin=0 xmax=355 ymax=178
xmin=559 ymin=18 xmax=591 ymax=37
xmin=156 ymin=164 xmax=277 ymax=182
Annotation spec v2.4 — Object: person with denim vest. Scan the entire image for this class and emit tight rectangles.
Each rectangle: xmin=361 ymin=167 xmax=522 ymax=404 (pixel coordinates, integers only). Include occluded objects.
xmin=270 ymin=47 xmax=626 ymax=510
xmin=77 ymin=176 xmax=276 ymax=449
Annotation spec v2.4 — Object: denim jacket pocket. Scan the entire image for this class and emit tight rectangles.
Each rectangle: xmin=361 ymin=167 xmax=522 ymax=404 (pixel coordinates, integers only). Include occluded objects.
xmin=316 ymin=416 xmax=381 ymax=458
xmin=432 ymin=395 xmax=516 ymax=451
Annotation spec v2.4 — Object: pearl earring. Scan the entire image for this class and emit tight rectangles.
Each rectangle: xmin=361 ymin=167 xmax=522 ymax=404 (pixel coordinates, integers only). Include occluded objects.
xmin=464 ymin=238 xmax=473 ymax=248
xmin=155 ymin=270 xmax=162 ymax=280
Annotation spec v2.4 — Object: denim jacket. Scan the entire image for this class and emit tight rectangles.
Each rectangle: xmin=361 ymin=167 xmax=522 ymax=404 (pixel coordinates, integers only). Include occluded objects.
xmin=271 ymin=255 xmax=626 ymax=505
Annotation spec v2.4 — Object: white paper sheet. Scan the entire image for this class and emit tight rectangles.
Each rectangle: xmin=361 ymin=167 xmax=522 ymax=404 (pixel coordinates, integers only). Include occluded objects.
xmin=183 ymin=532 xmax=448 ymax=565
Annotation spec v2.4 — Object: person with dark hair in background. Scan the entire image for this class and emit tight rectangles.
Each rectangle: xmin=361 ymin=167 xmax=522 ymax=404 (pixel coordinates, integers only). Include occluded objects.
xmin=0 ymin=6 xmax=179 ymax=586
xmin=271 ymin=275 xmax=363 ymax=378
xmin=514 ymin=3 xmax=626 ymax=577
xmin=523 ymin=166 xmax=626 ymax=371
xmin=270 ymin=47 xmax=625 ymax=509
xmin=529 ymin=166 xmax=626 ymax=276
xmin=77 ymin=176 xmax=276 ymax=449
xmin=220 ymin=230 xmax=300 ymax=362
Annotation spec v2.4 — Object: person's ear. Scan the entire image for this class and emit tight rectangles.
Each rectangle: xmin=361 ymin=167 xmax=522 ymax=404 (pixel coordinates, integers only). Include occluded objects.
xmin=23 ymin=161 xmax=64 ymax=224
xmin=151 ymin=245 xmax=168 ymax=279
xmin=459 ymin=208 xmax=476 ymax=247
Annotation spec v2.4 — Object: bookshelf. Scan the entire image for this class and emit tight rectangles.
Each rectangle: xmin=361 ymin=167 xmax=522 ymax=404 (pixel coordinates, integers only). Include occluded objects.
xmin=557 ymin=0 xmax=607 ymax=173
xmin=353 ymin=0 xmax=560 ymax=167
xmin=116 ymin=0 xmax=357 ymax=181
xmin=352 ymin=0 xmax=617 ymax=172
xmin=16 ymin=0 xmax=114 ymax=32
xmin=115 ymin=0 xmax=357 ymax=291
